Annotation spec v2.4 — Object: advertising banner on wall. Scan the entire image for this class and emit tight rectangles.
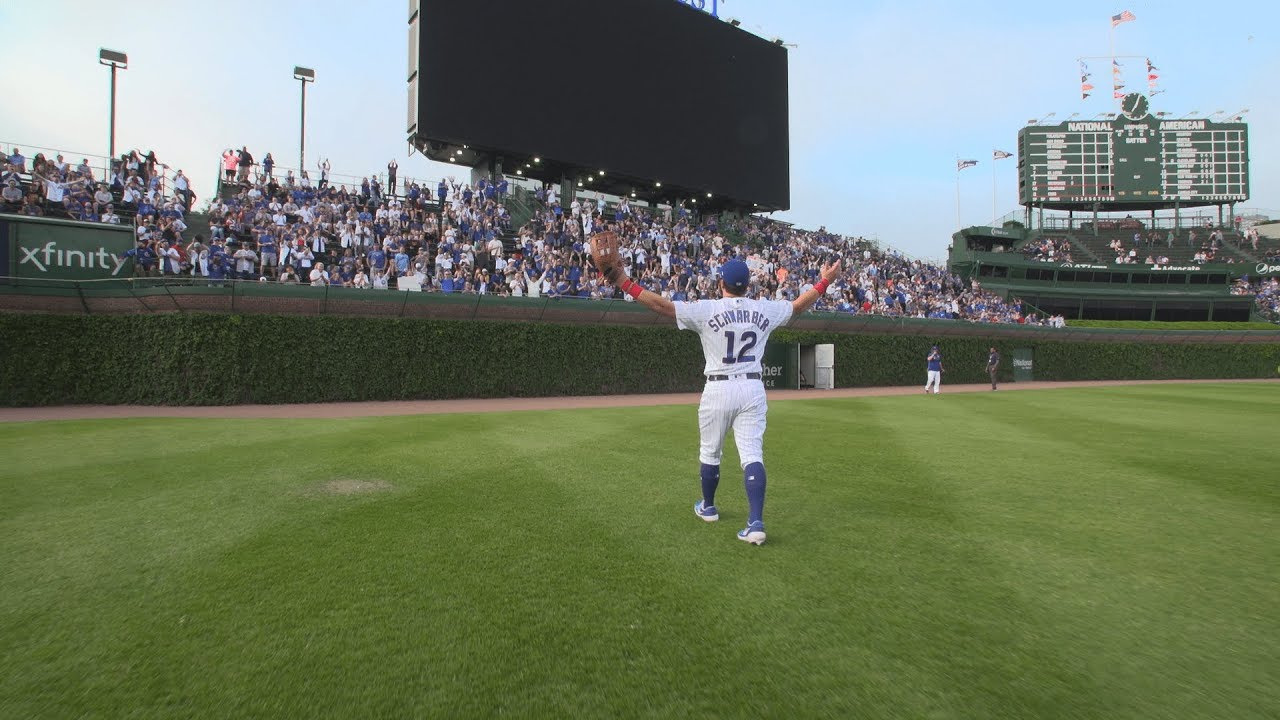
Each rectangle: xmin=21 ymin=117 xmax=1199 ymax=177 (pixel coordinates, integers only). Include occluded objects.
xmin=5 ymin=217 xmax=135 ymax=281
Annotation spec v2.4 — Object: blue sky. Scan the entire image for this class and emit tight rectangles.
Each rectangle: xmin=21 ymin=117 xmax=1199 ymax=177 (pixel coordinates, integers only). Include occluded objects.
xmin=1 ymin=0 xmax=1274 ymax=260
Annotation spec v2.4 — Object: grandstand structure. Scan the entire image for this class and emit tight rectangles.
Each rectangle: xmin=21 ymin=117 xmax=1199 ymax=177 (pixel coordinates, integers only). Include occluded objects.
xmin=949 ymin=95 xmax=1278 ymax=322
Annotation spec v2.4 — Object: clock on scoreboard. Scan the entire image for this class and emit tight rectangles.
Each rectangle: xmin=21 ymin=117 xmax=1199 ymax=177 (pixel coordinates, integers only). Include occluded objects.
xmin=1017 ymin=93 xmax=1249 ymax=209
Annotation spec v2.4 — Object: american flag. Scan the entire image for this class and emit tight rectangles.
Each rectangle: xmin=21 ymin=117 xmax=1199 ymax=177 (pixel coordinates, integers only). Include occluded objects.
xmin=993 ymin=150 xmax=1013 ymax=160
xmin=1111 ymin=10 xmax=1136 ymax=26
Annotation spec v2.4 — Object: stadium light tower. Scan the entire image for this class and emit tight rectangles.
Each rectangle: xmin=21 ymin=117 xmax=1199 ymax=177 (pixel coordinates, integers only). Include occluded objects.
xmin=293 ymin=66 xmax=315 ymax=171
xmin=98 ymin=49 xmax=128 ymax=160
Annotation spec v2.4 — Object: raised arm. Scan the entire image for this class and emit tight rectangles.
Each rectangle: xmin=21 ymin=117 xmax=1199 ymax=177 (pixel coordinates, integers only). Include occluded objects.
xmin=626 ymin=279 xmax=676 ymax=318
xmin=791 ymin=259 xmax=842 ymax=316
xmin=591 ymin=230 xmax=675 ymax=318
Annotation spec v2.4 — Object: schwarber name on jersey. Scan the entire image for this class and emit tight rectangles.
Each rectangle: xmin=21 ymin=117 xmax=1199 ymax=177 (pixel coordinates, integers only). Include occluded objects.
xmin=675 ymin=297 xmax=794 ymax=376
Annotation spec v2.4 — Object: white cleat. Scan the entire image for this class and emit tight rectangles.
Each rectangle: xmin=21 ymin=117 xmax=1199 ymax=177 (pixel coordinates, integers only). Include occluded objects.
xmin=737 ymin=521 xmax=766 ymax=545
xmin=694 ymin=500 xmax=719 ymax=522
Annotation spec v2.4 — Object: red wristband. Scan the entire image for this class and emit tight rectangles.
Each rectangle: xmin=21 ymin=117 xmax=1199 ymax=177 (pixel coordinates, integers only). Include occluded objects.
xmin=622 ymin=279 xmax=644 ymax=299
xmin=813 ymin=279 xmax=830 ymax=294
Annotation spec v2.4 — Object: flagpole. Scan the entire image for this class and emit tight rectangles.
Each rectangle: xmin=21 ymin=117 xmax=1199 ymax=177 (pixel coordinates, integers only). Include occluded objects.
xmin=1110 ymin=20 xmax=1117 ymax=110
xmin=956 ymin=157 xmax=962 ymax=230
xmin=992 ymin=153 xmax=998 ymax=223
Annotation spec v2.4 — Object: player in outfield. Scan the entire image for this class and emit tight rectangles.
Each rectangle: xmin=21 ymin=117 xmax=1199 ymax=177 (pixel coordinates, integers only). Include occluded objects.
xmin=925 ymin=345 xmax=943 ymax=394
xmin=987 ymin=347 xmax=1000 ymax=390
xmin=590 ymin=229 xmax=841 ymax=545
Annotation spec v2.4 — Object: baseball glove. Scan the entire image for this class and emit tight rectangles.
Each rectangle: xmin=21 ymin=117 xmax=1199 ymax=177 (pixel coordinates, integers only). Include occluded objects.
xmin=590 ymin=231 xmax=625 ymax=284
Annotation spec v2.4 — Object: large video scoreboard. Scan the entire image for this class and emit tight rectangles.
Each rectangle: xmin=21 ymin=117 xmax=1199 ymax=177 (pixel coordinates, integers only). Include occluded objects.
xmin=1018 ymin=95 xmax=1248 ymax=209
xmin=408 ymin=0 xmax=790 ymax=211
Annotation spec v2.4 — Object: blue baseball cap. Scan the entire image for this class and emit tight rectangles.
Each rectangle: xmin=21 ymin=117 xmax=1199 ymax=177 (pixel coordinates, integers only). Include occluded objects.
xmin=721 ymin=259 xmax=750 ymax=292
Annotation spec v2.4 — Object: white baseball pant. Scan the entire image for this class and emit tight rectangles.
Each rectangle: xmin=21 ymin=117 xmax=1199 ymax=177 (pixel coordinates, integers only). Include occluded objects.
xmin=925 ymin=370 xmax=941 ymax=393
xmin=698 ymin=378 xmax=767 ymax=468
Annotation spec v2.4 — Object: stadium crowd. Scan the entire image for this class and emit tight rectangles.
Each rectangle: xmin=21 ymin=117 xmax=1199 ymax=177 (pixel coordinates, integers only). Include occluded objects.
xmin=183 ymin=154 xmax=1057 ymax=325
xmin=1023 ymin=236 xmax=1073 ymax=263
xmin=2 ymin=143 xmax=1275 ymax=325
xmin=1 ymin=146 xmax=191 ymax=224
xmin=1232 ymin=274 xmax=1280 ymax=321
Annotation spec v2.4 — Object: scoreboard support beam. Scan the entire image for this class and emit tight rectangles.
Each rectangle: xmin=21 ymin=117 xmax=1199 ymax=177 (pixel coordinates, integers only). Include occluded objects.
xmin=560 ymin=173 xmax=576 ymax=207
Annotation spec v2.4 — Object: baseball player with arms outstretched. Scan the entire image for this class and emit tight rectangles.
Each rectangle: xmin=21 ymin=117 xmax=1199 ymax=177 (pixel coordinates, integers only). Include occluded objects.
xmin=591 ymin=229 xmax=841 ymax=545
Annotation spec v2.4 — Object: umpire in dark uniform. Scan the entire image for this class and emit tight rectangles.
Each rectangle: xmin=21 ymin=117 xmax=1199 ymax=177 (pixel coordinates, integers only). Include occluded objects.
xmin=987 ymin=347 xmax=1001 ymax=391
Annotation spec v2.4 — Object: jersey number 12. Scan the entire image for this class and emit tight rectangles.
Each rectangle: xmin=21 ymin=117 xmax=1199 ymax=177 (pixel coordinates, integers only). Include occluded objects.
xmin=722 ymin=330 xmax=758 ymax=364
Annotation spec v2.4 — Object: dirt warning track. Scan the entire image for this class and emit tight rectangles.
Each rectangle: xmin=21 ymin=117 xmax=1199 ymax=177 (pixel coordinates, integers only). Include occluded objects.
xmin=1 ymin=378 xmax=1275 ymax=423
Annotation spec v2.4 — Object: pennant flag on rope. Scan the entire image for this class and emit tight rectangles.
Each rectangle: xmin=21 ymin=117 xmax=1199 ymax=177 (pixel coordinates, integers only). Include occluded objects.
xmin=1146 ymin=58 xmax=1158 ymax=72
xmin=993 ymin=150 xmax=1013 ymax=160
xmin=957 ymin=159 xmax=978 ymax=171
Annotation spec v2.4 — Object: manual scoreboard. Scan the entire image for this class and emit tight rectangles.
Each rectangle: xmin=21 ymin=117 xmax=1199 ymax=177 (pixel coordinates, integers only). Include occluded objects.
xmin=1018 ymin=95 xmax=1248 ymax=209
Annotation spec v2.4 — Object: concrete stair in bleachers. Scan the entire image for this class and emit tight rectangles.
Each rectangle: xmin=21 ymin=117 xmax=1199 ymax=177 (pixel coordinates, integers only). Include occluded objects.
xmin=1062 ymin=234 xmax=1101 ymax=263
xmin=1071 ymin=227 xmax=1252 ymax=265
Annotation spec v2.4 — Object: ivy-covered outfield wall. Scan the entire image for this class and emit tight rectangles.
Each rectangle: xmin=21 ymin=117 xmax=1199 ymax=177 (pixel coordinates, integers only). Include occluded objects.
xmin=2 ymin=313 xmax=1278 ymax=406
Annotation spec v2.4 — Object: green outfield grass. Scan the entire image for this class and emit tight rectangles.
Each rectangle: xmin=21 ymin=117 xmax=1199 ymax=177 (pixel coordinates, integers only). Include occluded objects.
xmin=2 ymin=384 xmax=1278 ymax=719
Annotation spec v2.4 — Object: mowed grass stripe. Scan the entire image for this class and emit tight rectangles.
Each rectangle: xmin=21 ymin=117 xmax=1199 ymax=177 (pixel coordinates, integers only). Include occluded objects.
xmin=1 ymin=384 xmax=1277 ymax=719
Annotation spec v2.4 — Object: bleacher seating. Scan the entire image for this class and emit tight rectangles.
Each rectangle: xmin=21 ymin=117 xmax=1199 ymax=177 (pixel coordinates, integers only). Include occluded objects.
xmin=7 ymin=142 xmax=1279 ymax=323
xmin=1031 ymin=225 xmax=1254 ymax=267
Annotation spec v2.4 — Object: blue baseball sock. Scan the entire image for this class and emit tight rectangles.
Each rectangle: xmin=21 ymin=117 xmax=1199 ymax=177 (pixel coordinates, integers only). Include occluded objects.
xmin=744 ymin=462 xmax=766 ymax=524
xmin=700 ymin=463 xmax=720 ymax=507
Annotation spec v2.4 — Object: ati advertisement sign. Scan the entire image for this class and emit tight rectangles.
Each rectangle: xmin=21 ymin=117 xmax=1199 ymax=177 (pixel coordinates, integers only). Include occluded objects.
xmin=7 ymin=218 xmax=134 ymax=280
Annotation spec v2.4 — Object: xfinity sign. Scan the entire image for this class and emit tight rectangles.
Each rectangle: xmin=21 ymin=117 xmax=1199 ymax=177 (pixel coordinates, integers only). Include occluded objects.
xmin=6 ymin=218 xmax=136 ymax=281
xmin=19 ymin=241 xmax=128 ymax=276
